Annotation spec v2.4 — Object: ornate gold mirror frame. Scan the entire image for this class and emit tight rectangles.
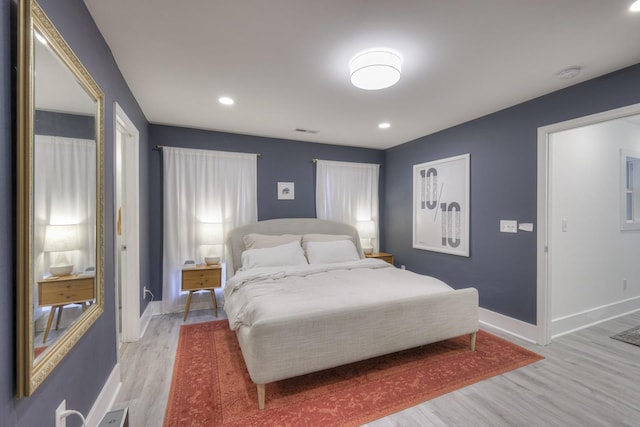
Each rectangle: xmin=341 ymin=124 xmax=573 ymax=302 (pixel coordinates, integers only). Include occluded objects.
xmin=17 ymin=0 xmax=104 ymax=397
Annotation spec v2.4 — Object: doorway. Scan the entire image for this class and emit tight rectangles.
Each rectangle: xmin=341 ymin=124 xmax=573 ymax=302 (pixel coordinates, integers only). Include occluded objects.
xmin=115 ymin=102 xmax=141 ymax=345
xmin=537 ymin=103 xmax=640 ymax=345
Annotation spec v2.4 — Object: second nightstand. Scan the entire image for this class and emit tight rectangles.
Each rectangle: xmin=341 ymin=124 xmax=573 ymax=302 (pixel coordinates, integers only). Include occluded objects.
xmin=37 ymin=275 xmax=95 ymax=343
xmin=181 ymin=264 xmax=222 ymax=321
xmin=365 ymin=252 xmax=394 ymax=265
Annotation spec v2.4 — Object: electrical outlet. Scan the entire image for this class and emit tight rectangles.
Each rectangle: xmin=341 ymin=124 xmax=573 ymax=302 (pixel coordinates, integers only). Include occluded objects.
xmin=143 ymin=286 xmax=148 ymax=298
xmin=500 ymin=220 xmax=518 ymax=233
xmin=55 ymin=400 xmax=66 ymax=427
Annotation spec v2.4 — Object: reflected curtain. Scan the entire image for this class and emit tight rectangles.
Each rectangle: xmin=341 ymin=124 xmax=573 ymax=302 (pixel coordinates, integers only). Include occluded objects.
xmin=162 ymin=147 xmax=257 ymax=314
xmin=315 ymin=160 xmax=380 ymax=252
xmin=34 ymin=135 xmax=96 ymax=322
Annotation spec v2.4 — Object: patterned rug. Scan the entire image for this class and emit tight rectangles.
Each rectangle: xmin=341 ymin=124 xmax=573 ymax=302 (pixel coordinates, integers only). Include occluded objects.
xmin=611 ymin=325 xmax=640 ymax=347
xmin=164 ymin=320 xmax=543 ymax=427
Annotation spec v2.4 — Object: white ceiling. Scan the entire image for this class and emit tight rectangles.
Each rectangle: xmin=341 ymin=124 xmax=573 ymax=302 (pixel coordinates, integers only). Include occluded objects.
xmin=83 ymin=0 xmax=640 ymax=149
xmin=35 ymin=38 xmax=96 ymax=115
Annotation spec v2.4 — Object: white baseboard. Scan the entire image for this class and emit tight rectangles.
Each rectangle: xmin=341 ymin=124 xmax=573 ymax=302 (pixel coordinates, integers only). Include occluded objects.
xmin=479 ymin=308 xmax=539 ymax=344
xmin=140 ymin=300 xmax=162 ymax=338
xmin=551 ymin=296 xmax=640 ymax=339
xmin=86 ymin=363 xmax=121 ymax=426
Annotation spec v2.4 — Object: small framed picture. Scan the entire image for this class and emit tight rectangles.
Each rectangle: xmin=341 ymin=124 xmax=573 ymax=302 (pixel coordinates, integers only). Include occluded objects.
xmin=278 ymin=182 xmax=295 ymax=200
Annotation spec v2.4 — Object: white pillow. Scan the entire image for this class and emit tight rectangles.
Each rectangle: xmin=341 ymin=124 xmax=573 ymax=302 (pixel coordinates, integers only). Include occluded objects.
xmin=306 ymin=240 xmax=361 ymax=264
xmin=301 ymin=233 xmax=352 ymax=251
xmin=243 ymin=233 xmax=302 ymax=250
xmin=241 ymin=240 xmax=308 ymax=270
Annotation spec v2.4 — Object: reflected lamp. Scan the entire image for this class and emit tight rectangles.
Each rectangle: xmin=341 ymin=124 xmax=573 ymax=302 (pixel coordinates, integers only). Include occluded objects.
xmin=43 ymin=224 xmax=79 ymax=276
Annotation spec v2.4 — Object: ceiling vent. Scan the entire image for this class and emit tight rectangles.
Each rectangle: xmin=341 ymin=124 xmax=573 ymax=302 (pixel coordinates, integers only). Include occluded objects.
xmin=294 ymin=128 xmax=319 ymax=134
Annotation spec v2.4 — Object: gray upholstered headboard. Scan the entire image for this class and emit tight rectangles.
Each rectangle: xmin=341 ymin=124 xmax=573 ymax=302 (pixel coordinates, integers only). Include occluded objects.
xmin=226 ymin=218 xmax=364 ymax=274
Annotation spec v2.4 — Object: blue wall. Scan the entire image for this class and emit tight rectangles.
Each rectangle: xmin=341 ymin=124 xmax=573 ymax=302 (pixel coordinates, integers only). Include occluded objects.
xmin=148 ymin=124 xmax=385 ymax=299
xmin=384 ymin=63 xmax=640 ymax=324
xmin=2 ymin=0 xmax=149 ymax=425
xmin=35 ymin=110 xmax=95 ymax=139
xmin=1 ymin=0 xmax=16 ymax=423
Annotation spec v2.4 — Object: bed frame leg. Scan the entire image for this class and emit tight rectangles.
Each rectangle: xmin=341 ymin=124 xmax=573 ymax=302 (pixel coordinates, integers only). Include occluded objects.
xmin=257 ymin=384 xmax=265 ymax=410
xmin=470 ymin=331 xmax=477 ymax=351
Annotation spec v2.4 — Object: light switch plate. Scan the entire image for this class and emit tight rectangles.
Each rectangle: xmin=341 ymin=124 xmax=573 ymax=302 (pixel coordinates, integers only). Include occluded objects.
xmin=500 ymin=220 xmax=518 ymax=233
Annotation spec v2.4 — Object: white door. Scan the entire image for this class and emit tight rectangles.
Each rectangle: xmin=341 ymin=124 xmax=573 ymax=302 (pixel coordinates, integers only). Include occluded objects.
xmin=115 ymin=103 xmax=141 ymax=344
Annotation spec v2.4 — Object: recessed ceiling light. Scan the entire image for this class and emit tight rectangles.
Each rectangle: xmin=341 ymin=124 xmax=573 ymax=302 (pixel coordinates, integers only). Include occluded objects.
xmin=378 ymin=122 xmax=391 ymax=129
xmin=556 ymin=66 xmax=582 ymax=80
xmin=630 ymin=0 xmax=640 ymax=12
xmin=218 ymin=96 xmax=234 ymax=105
xmin=349 ymin=48 xmax=403 ymax=90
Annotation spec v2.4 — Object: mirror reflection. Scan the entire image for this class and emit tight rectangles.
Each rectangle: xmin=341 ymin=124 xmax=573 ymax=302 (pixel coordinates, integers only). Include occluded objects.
xmin=32 ymin=27 xmax=97 ymax=361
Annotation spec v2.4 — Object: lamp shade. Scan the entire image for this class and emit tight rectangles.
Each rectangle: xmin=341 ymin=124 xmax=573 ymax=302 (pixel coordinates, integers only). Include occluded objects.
xmin=357 ymin=220 xmax=376 ymax=239
xmin=349 ymin=49 xmax=402 ymax=90
xmin=43 ymin=224 xmax=79 ymax=252
xmin=198 ymin=222 xmax=224 ymax=245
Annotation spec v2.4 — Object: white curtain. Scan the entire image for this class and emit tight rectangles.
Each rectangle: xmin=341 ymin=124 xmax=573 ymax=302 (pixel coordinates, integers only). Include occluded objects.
xmin=162 ymin=147 xmax=257 ymax=314
xmin=315 ymin=160 xmax=380 ymax=252
xmin=34 ymin=135 xmax=96 ymax=321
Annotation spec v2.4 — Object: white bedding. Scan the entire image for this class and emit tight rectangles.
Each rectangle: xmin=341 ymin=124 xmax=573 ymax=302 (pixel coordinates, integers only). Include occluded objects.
xmin=223 ymin=258 xmax=455 ymax=331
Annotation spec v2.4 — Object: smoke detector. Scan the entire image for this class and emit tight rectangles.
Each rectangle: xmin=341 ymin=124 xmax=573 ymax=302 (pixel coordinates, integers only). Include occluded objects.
xmin=556 ymin=66 xmax=582 ymax=80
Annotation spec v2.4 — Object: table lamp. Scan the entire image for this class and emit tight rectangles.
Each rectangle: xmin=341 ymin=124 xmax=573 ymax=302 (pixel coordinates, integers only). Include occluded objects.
xmin=43 ymin=224 xmax=79 ymax=276
xmin=357 ymin=220 xmax=376 ymax=254
xmin=198 ymin=222 xmax=223 ymax=265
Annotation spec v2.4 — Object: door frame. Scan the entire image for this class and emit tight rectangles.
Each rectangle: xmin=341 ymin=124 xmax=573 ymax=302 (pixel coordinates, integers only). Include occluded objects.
xmin=536 ymin=102 xmax=640 ymax=345
xmin=114 ymin=102 xmax=141 ymax=343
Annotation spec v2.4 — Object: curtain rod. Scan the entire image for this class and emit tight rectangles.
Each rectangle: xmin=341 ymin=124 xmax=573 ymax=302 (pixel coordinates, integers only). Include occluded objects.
xmin=312 ymin=158 xmax=381 ymax=167
xmin=154 ymin=145 xmax=261 ymax=157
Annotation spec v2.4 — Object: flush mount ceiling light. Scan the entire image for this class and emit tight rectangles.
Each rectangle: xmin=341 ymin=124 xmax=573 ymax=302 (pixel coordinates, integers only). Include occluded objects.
xmin=378 ymin=122 xmax=391 ymax=129
xmin=349 ymin=48 xmax=402 ymax=90
xmin=630 ymin=0 xmax=640 ymax=12
xmin=556 ymin=66 xmax=582 ymax=80
xmin=218 ymin=96 xmax=234 ymax=105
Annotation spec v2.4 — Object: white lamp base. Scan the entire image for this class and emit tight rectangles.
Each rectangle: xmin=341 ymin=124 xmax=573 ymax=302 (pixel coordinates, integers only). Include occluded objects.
xmin=205 ymin=256 xmax=220 ymax=265
xmin=49 ymin=264 xmax=73 ymax=276
xmin=363 ymin=247 xmax=373 ymax=255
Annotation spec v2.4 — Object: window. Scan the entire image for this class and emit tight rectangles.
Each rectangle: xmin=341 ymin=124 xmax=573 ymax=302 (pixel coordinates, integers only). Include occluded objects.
xmin=622 ymin=149 xmax=640 ymax=230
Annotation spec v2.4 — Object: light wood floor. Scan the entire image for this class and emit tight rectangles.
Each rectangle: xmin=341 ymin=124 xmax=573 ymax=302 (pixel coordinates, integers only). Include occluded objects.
xmin=112 ymin=305 xmax=640 ymax=427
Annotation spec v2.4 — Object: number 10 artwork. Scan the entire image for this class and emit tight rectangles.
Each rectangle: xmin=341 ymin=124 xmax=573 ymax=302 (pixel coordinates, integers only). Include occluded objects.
xmin=413 ymin=154 xmax=470 ymax=257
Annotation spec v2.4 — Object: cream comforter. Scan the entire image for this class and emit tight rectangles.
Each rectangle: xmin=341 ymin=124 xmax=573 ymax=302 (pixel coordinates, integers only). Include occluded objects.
xmin=223 ymin=258 xmax=455 ymax=331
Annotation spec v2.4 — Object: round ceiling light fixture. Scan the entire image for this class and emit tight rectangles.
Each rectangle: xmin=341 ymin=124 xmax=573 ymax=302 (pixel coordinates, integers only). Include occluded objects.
xmin=218 ymin=96 xmax=235 ymax=105
xmin=378 ymin=122 xmax=391 ymax=129
xmin=349 ymin=48 xmax=402 ymax=90
xmin=630 ymin=0 xmax=640 ymax=12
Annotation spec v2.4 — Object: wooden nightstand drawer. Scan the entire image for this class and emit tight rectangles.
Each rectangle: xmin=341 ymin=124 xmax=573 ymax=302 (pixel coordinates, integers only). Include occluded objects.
xmin=365 ymin=252 xmax=394 ymax=265
xmin=182 ymin=266 xmax=221 ymax=291
xmin=38 ymin=276 xmax=95 ymax=306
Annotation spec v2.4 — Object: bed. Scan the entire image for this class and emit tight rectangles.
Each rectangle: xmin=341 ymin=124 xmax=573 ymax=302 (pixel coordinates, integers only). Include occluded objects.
xmin=224 ymin=218 xmax=479 ymax=409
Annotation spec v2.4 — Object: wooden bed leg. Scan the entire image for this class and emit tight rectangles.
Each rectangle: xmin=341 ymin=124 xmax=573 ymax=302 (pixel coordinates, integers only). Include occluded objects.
xmin=470 ymin=331 xmax=477 ymax=351
xmin=257 ymin=384 xmax=265 ymax=410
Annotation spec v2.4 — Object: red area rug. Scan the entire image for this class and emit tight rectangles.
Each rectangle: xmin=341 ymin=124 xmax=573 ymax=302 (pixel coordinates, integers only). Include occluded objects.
xmin=164 ymin=320 xmax=542 ymax=427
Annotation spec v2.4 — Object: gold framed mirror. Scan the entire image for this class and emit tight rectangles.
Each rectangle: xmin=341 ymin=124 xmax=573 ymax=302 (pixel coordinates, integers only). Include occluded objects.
xmin=17 ymin=0 xmax=104 ymax=397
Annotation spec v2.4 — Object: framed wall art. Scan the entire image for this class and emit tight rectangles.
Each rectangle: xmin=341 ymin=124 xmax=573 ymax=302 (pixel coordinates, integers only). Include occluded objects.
xmin=413 ymin=154 xmax=470 ymax=256
xmin=277 ymin=182 xmax=295 ymax=200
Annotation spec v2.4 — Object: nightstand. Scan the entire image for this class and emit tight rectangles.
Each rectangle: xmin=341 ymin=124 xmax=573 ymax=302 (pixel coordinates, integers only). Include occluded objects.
xmin=181 ymin=264 xmax=222 ymax=321
xmin=365 ymin=252 xmax=394 ymax=265
xmin=37 ymin=275 xmax=95 ymax=343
